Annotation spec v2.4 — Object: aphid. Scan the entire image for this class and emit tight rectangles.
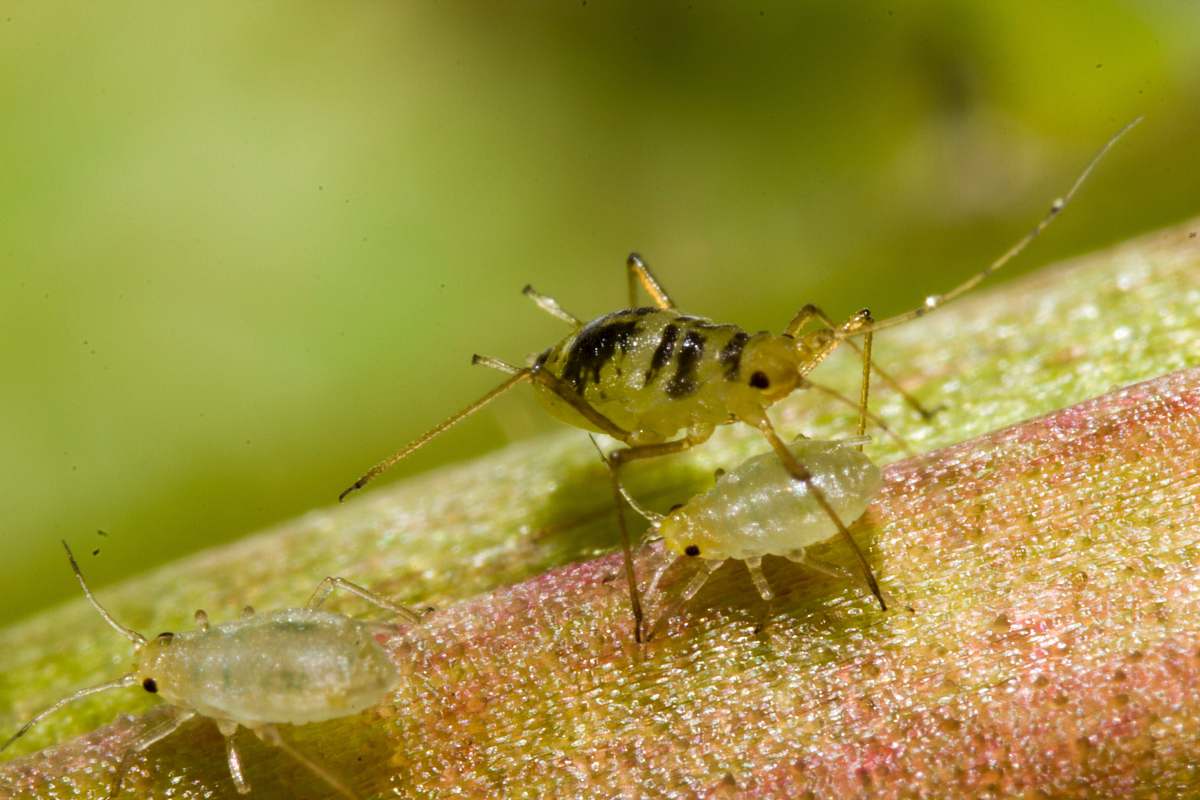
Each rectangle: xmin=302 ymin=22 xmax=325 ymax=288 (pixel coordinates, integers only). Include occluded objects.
xmin=1 ymin=542 xmax=426 ymax=799
xmin=605 ymin=436 xmax=882 ymax=639
xmin=339 ymin=119 xmax=1139 ymax=640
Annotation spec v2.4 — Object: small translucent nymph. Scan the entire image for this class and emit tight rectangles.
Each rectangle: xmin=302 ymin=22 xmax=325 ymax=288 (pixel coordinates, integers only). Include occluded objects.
xmin=1 ymin=542 xmax=426 ymax=799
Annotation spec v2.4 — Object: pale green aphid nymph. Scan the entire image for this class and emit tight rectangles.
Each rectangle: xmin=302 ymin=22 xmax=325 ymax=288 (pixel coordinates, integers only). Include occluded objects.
xmin=620 ymin=437 xmax=882 ymax=639
xmin=1 ymin=542 xmax=425 ymax=799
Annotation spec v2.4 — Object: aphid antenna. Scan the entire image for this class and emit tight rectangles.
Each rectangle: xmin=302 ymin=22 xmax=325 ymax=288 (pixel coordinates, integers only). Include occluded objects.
xmin=338 ymin=361 xmax=533 ymax=501
xmin=1 ymin=543 xmax=149 ymax=751
xmin=851 ymin=116 xmax=1143 ymax=337
xmin=62 ymin=540 xmax=146 ymax=647
xmin=1 ymin=674 xmax=138 ymax=752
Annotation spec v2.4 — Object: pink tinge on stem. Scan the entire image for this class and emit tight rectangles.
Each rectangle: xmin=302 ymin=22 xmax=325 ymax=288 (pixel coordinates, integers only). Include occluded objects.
xmin=5 ymin=367 xmax=1200 ymax=798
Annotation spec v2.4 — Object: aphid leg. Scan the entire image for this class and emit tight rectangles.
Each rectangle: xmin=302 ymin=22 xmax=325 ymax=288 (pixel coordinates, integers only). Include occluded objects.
xmin=785 ymin=550 xmax=850 ymax=581
xmin=800 ymin=377 xmax=915 ymax=455
xmin=585 ymin=434 xmax=652 ymax=642
xmin=644 ymin=559 xmax=724 ymax=642
xmin=339 ymin=366 xmax=535 ymax=501
xmin=605 ymin=431 xmax=713 ymax=639
xmin=744 ymin=556 xmax=777 ymax=635
xmin=475 ymin=354 xmax=633 ymax=439
xmin=755 ymin=416 xmax=888 ymax=612
xmin=108 ymin=708 xmax=195 ymax=799
xmin=214 ymin=721 xmax=251 ymax=795
xmin=254 ymin=725 xmax=358 ymax=800
xmin=521 ymin=285 xmax=582 ymax=327
xmin=744 ymin=556 xmax=775 ymax=602
xmin=853 ymin=117 xmax=1142 ymax=336
xmin=626 ymin=252 xmax=676 ymax=309
xmin=786 ymin=305 xmax=937 ymax=420
xmin=306 ymin=576 xmax=424 ymax=624
xmin=1 ymin=674 xmax=138 ymax=752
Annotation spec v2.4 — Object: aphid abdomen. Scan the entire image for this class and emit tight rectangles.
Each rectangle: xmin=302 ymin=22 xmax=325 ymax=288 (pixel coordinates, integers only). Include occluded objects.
xmin=686 ymin=439 xmax=881 ymax=561
xmin=534 ymin=308 xmax=751 ymax=439
xmin=150 ymin=609 xmax=398 ymax=726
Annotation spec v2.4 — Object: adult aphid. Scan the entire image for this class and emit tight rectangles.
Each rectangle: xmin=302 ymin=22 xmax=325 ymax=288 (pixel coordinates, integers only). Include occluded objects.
xmin=339 ymin=119 xmax=1139 ymax=640
xmin=1 ymin=542 xmax=426 ymax=799
xmin=610 ymin=436 xmax=882 ymax=640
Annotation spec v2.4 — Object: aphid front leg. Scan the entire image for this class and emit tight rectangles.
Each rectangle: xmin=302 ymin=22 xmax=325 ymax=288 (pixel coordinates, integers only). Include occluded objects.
xmin=216 ymin=721 xmax=251 ymax=795
xmin=108 ymin=708 xmax=196 ymax=799
xmin=626 ymin=252 xmax=676 ymax=309
xmin=606 ymin=428 xmax=714 ymax=641
xmin=253 ymin=725 xmax=358 ymax=800
xmin=788 ymin=304 xmax=937 ymax=422
xmin=644 ymin=558 xmax=724 ymax=641
xmin=754 ymin=415 xmax=887 ymax=611
xmin=306 ymin=576 xmax=425 ymax=624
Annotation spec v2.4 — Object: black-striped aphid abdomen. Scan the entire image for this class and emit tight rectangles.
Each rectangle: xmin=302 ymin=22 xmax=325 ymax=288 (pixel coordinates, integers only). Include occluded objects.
xmin=534 ymin=308 xmax=764 ymax=440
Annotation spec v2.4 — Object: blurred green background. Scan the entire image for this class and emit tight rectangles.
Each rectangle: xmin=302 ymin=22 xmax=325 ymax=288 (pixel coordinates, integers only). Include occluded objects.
xmin=1 ymin=1 xmax=1197 ymax=625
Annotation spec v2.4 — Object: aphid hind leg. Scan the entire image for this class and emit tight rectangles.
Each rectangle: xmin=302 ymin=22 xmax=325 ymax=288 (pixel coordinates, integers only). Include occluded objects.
xmin=626 ymin=253 xmax=676 ymax=309
xmin=522 ymin=285 xmax=582 ymax=327
xmin=254 ymin=725 xmax=358 ymax=800
xmin=755 ymin=416 xmax=887 ymax=612
xmin=306 ymin=576 xmax=424 ymax=624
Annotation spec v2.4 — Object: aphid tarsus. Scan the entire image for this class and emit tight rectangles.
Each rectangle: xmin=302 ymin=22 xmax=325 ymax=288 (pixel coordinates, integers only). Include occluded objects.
xmin=338 ymin=119 xmax=1140 ymax=641
xmin=1 ymin=542 xmax=425 ymax=799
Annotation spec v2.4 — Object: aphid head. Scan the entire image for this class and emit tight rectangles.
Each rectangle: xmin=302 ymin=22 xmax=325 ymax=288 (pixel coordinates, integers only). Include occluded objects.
xmin=732 ymin=333 xmax=800 ymax=407
xmin=658 ymin=510 xmax=728 ymax=562
xmin=131 ymin=631 xmax=179 ymax=700
xmin=2 ymin=543 xmax=158 ymax=754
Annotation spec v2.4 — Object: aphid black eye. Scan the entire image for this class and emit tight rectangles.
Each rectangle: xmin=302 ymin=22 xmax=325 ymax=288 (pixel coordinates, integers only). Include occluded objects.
xmin=154 ymin=632 xmax=174 ymax=644
xmin=684 ymin=545 xmax=701 ymax=557
xmin=142 ymin=678 xmax=158 ymax=693
xmin=749 ymin=371 xmax=771 ymax=389
xmin=668 ymin=503 xmax=685 ymax=513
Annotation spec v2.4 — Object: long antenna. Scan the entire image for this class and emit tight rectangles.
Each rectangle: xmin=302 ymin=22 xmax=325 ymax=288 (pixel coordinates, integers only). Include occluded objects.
xmin=1 ymin=674 xmax=138 ymax=752
xmin=62 ymin=541 xmax=145 ymax=647
xmin=851 ymin=116 xmax=1142 ymax=336
xmin=339 ymin=368 xmax=532 ymax=501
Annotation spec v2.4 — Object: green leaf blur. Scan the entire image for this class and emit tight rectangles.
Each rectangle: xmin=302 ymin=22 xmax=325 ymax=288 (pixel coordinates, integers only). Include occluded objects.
xmin=1 ymin=1 xmax=1197 ymax=625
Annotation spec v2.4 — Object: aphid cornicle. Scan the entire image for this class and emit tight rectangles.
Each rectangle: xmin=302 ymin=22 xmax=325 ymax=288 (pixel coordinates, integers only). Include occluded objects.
xmin=607 ymin=437 xmax=883 ymax=640
xmin=339 ymin=119 xmax=1139 ymax=641
xmin=1 ymin=542 xmax=426 ymax=799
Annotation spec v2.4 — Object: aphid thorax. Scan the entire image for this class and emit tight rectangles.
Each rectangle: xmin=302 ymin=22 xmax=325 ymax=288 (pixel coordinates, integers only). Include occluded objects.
xmin=1 ymin=544 xmax=425 ymax=799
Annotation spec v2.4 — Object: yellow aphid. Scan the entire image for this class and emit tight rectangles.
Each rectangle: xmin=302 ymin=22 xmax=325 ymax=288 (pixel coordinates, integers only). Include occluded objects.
xmin=1 ymin=542 xmax=426 ymax=799
xmin=340 ymin=120 xmax=1139 ymax=641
